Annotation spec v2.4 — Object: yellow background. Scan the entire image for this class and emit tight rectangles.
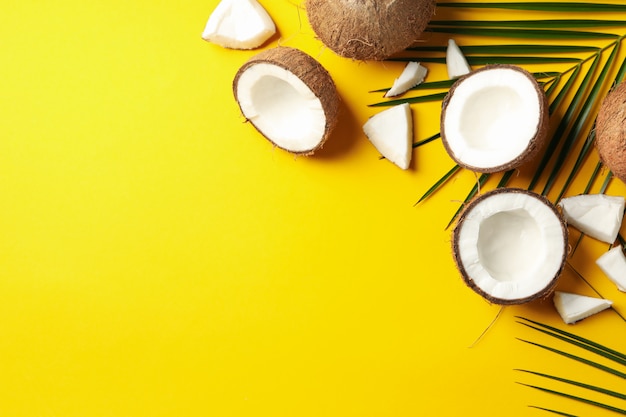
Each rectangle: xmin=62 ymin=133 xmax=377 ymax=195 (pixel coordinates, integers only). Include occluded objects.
xmin=0 ymin=1 xmax=624 ymax=416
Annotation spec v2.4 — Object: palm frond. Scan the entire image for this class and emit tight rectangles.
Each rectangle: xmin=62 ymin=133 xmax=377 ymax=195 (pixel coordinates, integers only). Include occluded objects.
xmin=528 ymin=406 xmax=579 ymax=417
xmin=437 ymin=2 xmax=626 ymax=12
xmin=426 ymin=27 xmax=619 ymax=39
xmin=415 ymin=164 xmax=461 ymax=205
xmin=517 ymin=370 xmax=626 ymax=400
xmin=518 ymin=383 xmax=626 ymax=415
xmin=429 ymin=19 xmax=626 ymax=28
xmin=407 ymin=45 xmax=598 ymax=54
xmin=446 ymin=173 xmax=489 ymax=230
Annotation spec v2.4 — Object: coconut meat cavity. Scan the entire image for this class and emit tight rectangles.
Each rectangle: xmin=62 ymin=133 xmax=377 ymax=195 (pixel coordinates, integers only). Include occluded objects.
xmin=236 ymin=63 xmax=326 ymax=153
xmin=443 ymin=67 xmax=541 ymax=170
xmin=456 ymin=192 xmax=566 ymax=302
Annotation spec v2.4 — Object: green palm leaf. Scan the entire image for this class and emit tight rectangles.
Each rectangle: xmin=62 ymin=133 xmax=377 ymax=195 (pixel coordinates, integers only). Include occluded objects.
xmin=518 ymin=383 xmax=626 ymax=415
xmin=415 ymin=164 xmax=461 ymax=205
xmin=391 ymin=56 xmax=582 ymax=65
xmin=437 ymin=2 xmax=626 ymax=12
xmin=446 ymin=173 xmax=489 ymax=230
xmin=426 ymin=27 xmax=619 ymax=39
xmin=368 ymin=92 xmax=447 ymax=107
xmin=528 ymin=406 xmax=579 ymax=417
xmin=407 ymin=45 xmax=598 ymax=54
xmin=517 ymin=370 xmax=626 ymax=400
xmin=429 ymin=19 xmax=626 ymax=28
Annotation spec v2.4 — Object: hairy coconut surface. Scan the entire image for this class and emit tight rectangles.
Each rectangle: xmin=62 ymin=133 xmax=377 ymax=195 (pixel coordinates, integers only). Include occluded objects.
xmin=596 ymin=81 xmax=626 ymax=182
xmin=233 ymin=47 xmax=340 ymax=155
xmin=306 ymin=0 xmax=436 ymax=61
xmin=441 ymin=64 xmax=549 ymax=173
xmin=452 ymin=188 xmax=568 ymax=305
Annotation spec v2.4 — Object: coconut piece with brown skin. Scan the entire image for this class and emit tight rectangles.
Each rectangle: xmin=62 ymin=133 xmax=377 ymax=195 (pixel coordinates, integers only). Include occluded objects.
xmin=441 ymin=64 xmax=549 ymax=173
xmin=452 ymin=188 xmax=568 ymax=305
xmin=596 ymin=81 xmax=626 ymax=182
xmin=305 ymin=0 xmax=436 ymax=61
xmin=233 ymin=47 xmax=340 ymax=155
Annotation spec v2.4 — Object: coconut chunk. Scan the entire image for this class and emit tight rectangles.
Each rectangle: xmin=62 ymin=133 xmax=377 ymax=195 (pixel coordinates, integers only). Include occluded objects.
xmin=233 ymin=47 xmax=340 ymax=155
xmin=596 ymin=246 xmax=626 ymax=292
xmin=553 ymin=291 xmax=613 ymax=324
xmin=452 ymin=188 xmax=568 ymax=305
xmin=384 ymin=62 xmax=428 ymax=98
xmin=441 ymin=65 xmax=549 ymax=173
xmin=202 ymin=0 xmax=276 ymax=49
xmin=558 ymin=194 xmax=625 ymax=244
xmin=363 ymin=103 xmax=413 ymax=170
xmin=446 ymin=39 xmax=471 ymax=79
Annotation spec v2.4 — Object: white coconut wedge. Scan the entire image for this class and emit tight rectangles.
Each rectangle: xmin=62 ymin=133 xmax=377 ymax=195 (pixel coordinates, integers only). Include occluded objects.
xmin=446 ymin=39 xmax=471 ymax=79
xmin=558 ymin=194 xmax=625 ymax=244
xmin=596 ymin=246 xmax=626 ymax=292
xmin=384 ymin=62 xmax=428 ymax=98
xmin=452 ymin=188 xmax=568 ymax=305
xmin=363 ymin=103 xmax=413 ymax=170
xmin=233 ymin=47 xmax=340 ymax=155
xmin=596 ymin=81 xmax=626 ymax=183
xmin=441 ymin=64 xmax=549 ymax=173
xmin=553 ymin=291 xmax=613 ymax=324
xmin=202 ymin=0 xmax=276 ymax=49
xmin=305 ymin=0 xmax=437 ymax=61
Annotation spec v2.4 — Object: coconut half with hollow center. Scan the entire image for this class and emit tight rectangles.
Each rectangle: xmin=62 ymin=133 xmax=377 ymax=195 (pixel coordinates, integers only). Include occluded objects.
xmin=452 ymin=188 xmax=568 ymax=305
xmin=233 ymin=47 xmax=340 ymax=155
xmin=596 ymin=81 xmax=626 ymax=182
xmin=305 ymin=0 xmax=436 ymax=61
xmin=441 ymin=64 xmax=549 ymax=173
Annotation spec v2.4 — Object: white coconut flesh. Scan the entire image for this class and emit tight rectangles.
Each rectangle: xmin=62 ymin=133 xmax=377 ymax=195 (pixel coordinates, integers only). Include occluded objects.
xmin=202 ymin=0 xmax=276 ymax=49
xmin=235 ymin=63 xmax=327 ymax=153
xmin=454 ymin=190 xmax=566 ymax=303
xmin=442 ymin=67 xmax=543 ymax=171
xmin=363 ymin=103 xmax=413 ymax=169
xmin=385 ymin=62 xmax=428 ymax=98
xmin=558 ymin=193 xmax=625 ymax=244
xmin=596 ymin=246 xmax=626 ymax=292
xmin=446 ymin=39 xmax=471 ymax=79
xmin=553 ymin=291 xmax=613 ymax=324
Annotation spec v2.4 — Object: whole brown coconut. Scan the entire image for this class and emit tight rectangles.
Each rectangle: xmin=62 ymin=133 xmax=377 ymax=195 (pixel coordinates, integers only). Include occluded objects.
xmin=596 ymin=81 xmax=626 ymax=182
xmin=306 ymin=0 xmax=437 ymax=61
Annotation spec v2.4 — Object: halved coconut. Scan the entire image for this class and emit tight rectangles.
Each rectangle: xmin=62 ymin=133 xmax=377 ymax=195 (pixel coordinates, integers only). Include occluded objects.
xmin=441 ymin=64 xmax=549 ymax=173
xmin=305 ymin=0 xmax=437 ymax=61
xmin=452 ymin=188 xmax=568 ymax=305
xmin=553 ymin=291 xmax=613 ymax=324
xmin=596 ymin=81 xmax=626 ymax=183
xmin=202 ymin=0 xmax=276 ymax=50
xmin=233 ymin=47 xmax=340 ymax=155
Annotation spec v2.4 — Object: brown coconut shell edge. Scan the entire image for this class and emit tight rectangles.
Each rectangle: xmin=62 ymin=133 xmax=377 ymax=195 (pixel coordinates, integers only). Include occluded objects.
xmin=305 ymin=0 xmax=437 ymax=61
xmin=451 ymin=188 xmax=568 ymax=305
xmin=596 ymin=81 xmax=626 ymax=183
xmin=441 ymin=64 xmax=550 ymax=174
xmin=232 ymin=46 xmax=341 ymax=155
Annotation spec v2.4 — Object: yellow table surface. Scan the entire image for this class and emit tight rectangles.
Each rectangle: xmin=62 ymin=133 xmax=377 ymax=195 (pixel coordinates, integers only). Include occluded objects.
xmin=0 ymin=1 xmax=624 ymax=416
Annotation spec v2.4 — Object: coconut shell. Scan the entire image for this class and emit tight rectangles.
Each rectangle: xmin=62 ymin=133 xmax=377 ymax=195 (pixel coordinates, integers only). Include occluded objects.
xmin=233 ymin=46 xmax=341 ymax=155
xmin=596 ymin=81 xmax=626 ymax=183
xmin=452 ymin=188 xmax=568 ymax=305
xmin=441 ymin=64 xmax=550 ymax=173
xmin=305 ymin=0 xmax=436 ymax=61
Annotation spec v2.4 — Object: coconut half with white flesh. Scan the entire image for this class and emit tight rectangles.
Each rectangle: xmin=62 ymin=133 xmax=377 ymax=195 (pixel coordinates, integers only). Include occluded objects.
xmin=233 ymin=47 xmax=340 ymax=155
xmin=452 ymin=188 xmax=568 ymax=305
xmin=202 ymin=0 xmax=276 ymax=49
xmin=441 ymin=64 xmax=549 ymax=173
